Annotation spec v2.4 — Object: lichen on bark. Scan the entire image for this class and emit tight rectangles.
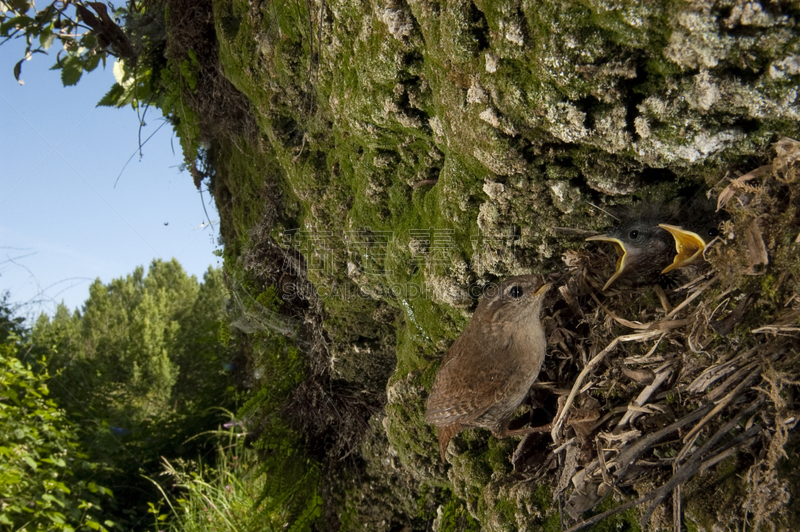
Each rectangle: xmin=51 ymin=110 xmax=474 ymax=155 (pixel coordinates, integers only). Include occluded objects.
xmin=194 ymin=0 xmax=800 ymax=529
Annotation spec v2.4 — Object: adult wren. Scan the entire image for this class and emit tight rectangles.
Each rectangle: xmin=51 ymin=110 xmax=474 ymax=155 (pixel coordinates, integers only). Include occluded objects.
xmin=425 ymin=275 xmax=551 ymax=461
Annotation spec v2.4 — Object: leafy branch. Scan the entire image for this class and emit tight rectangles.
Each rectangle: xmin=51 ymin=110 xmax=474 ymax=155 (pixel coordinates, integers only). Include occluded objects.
xmin=0 ymin=1 xmax=138 ymax=86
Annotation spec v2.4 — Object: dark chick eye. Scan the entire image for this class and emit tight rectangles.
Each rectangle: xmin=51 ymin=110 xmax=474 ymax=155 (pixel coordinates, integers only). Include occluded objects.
xmin=708 ymin=228 xmax=718 ymax=238
xmin=509 ymin=285 xmax=524 ymax=298
xmin=629 ymin=230 xmax=639 ymax=239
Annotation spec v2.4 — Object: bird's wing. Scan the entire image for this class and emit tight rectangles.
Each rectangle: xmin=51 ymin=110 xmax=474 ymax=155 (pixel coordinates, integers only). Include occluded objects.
xmin=425 ymin=335 xmax=519 ymax=426
xmin=425 ymin=369 xmax=514 ymax=426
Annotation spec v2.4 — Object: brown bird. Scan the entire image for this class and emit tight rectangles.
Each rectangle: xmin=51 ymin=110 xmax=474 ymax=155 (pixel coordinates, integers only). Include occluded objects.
xmin=425 ymin=275 xmax=551 ymax=461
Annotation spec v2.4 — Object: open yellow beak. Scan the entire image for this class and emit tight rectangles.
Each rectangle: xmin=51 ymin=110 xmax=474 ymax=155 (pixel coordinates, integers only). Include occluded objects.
xmin=585 ymin=235 xmax=627 ymax=291
xmin=658 ymin=224 xmax=707 ymax=274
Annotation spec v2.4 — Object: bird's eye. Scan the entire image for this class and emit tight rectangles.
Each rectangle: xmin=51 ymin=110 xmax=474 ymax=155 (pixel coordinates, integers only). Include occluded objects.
xmin=509 ymin=285 xmax=524 ymax=298
xmin=707 ymin=228 xmax=718 ymax=238
xmin=629 ymin=230 xmax=639 ymax=239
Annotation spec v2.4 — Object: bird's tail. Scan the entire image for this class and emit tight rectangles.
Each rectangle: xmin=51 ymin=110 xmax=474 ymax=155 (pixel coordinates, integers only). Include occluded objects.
xmin=437 ymin=424 xmax=460 ymax=461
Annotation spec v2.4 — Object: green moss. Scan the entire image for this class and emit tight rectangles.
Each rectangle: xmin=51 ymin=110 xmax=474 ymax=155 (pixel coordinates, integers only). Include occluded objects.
xmin=208 ymin=134 xmax=294 ymax=253
xmin=476 ymin=479 xmax=558 ymax=532
xmin=163 ymin=0 xmax=800 ymax=528
xmin=588 ymin=495 xmax=640 ymax=531
xmin=484 ymin=437 xmax=515 ymax=476
xmin=665 ymin=391 xmax=678 ymax=405
xmin=492 ymin=497 xmax=519 ymax=529
xmin=684 ymin=454 xmax=748 ymax=531
xmin=531 ymin=484 xmax=554 ymax=515
xmin=255 ymin=286 xmax=283 ymax=310
xmin=159 ymin=60 xmax=203 ymax=160
xmin=437 ymin=490 xmax=482 ymax=532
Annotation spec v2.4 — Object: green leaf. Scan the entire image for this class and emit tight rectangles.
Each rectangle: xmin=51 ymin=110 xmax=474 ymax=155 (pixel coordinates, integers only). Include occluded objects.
xmin=97 ymin=83 xmax=125 ymax=108
xmin=42 ymin=492 xmax=67 ymax=508
xmin=0 ymin=16 xmax=32 ymax=35
xmin=52 ymin=480 xmax=71 ymax=494
xmin=61 ymin=64 xmax=82 ymax=86
xmin=82 ymin=32 xmax=97 ymax=49
xmin=8 ymin=0 xmax=33 ymax=11
xmin=22 ymin=455 xmax=37 ymax=470
xmin=32 ymin=3 xmax=53 ymax=21
xmin=60 ymin=56 xmax=83 ymax=86
xmin=39 ymin=27 xmax=55 ymax=50
xmin=13 ymin=59 xmax=23 ymax=84
xmin=85 ymin=52 xmax=101 ymax=73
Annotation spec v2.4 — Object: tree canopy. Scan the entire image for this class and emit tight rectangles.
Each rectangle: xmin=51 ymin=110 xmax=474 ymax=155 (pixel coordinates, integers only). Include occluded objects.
xmin=30 ymin=259 xmax=237 ymax=530
xmin=0 ymin=301 xmax=114 ymax=532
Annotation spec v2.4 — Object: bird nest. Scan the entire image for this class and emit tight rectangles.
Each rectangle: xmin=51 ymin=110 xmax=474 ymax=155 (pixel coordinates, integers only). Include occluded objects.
xmin=516 ymin=139 xmax=800 ymax=531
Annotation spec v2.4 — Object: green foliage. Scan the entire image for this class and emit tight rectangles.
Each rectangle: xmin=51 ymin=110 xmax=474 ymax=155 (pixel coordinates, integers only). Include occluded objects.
xmin=0 ymin=0 xmax=174 ymax=113
xmin=96 ymin=4 xmax=170 ymax=109
xmin=32 ymin=260 xmax=237 ymax=530
xmin=147 ymin=427 xmax=322 ymax=532
xmin=178 ymin=49 xmax=200 ymax=91
xmin=0 ymin=303 xmax=114 ymax=532
xmin=0 ymin=1 xmax=135 ymax=86
xmin=148 ymin=437 xmax=273 ymax=531
xmin=134 ymin=50 xmax=204 ymax=176
xmin=0 ymin=1 xmax=190 ymax=175
xmin=37 ymin=260 xmax=192 ymax=422
xmin=249 ymin=421 xmax=322 ymax=532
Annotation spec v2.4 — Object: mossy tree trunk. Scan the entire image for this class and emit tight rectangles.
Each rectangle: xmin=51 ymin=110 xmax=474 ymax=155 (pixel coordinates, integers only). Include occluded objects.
xmin=169 ymin=0 xmax=800 ymax=529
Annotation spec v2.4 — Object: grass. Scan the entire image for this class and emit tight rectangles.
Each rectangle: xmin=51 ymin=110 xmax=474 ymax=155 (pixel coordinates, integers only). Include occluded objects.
xmin=148 ymin=435 xmax=277 ymax=531
xmin=147 ymin=427 xmax=320 ymax=532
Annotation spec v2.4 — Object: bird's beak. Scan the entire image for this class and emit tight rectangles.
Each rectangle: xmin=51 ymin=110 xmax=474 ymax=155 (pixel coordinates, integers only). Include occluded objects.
xmin=585 ymin=235 xmax=629 ymax=290
xmin=658 ymin=224 xmax=707 ymax=274
xmin=535 ymin=282 xmax=553 ymax=296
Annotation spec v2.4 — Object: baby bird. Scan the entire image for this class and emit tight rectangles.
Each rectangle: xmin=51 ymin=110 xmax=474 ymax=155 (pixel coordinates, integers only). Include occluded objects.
xmin=425 ymin=275 xmax=551 ymax=461
xmin=659 ymin=201 xmax=722 ymax=273
xmin=586 ymin=199 xmax=724 ymax=290
xmin=585 ymin=205 xmax=678 ymax=290
xmin=658 ymin=224 xmax=717 ymax=272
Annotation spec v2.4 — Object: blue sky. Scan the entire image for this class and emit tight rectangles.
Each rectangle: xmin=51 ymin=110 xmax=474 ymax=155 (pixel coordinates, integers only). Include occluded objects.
xmin=1 ymin=40 xmax=221 ymax=320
